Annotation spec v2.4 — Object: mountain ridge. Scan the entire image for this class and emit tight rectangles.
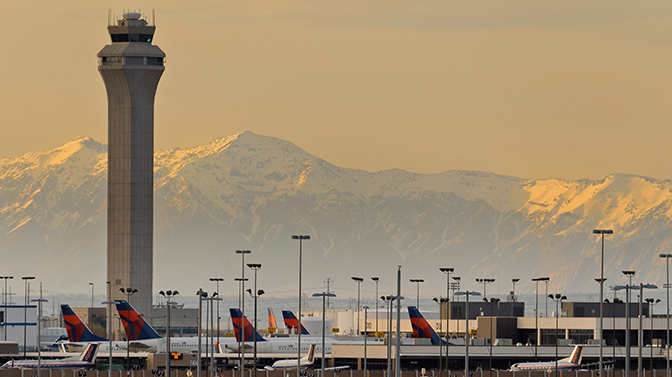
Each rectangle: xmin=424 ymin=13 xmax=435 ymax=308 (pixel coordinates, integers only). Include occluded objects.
xmin=1 ymin=131 xmax=671 ymax=299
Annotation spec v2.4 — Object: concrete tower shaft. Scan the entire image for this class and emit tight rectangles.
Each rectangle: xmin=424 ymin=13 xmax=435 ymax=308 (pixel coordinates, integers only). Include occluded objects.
xmin=98 ymin=11 xmax=164 ymax=339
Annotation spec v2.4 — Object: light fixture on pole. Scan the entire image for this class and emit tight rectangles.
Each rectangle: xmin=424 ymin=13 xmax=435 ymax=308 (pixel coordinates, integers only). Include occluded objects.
xmin=660 ymin=253 xmax=672 ymax=377
xmin=549 ymin=294 xmax=567 ymax=377
xmin=1 ymin=276 xmax=13 ymax=341
xmin=475 ymin=278 xmax=495 ymax=299
xmin=371 ymin=277 xmax=379 ymax=335
xmin=247 ymin=263 xmax=263 ymax=377
xmin=21 ymin=276 xmax=34 ymax=357
xmin=455 ymin=290 xmax=481 ymax=377
xmin=159 ymin=290 xmax=179 ymax=377
xmin=291 ymin=234 xmax=310 ymax=377
xmin=593 ymin=228 xmax=613 ymax=377
xmin=439 ymin=267 xmax=454 ymax=374
xmin=531 ymin=277 xmax=549 ymax=357
xmin=209 ymin=278 xmax=224 ymax=346
xmin=313 ymin=292 xmax=336 ymax=377
xmin=352 ymin=277 xmax=364 ymax=334
xmin=409 ymin=279 xmax=424 ymax=309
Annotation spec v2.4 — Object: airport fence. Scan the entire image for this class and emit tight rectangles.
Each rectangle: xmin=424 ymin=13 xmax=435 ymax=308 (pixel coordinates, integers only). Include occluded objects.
xmin=1 ymin=370 xmax=672 ymax=377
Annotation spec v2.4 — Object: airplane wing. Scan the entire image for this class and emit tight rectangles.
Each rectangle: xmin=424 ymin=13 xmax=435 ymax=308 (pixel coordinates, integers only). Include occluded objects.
xmin=324 ymin=366 xmax=350 ymax=371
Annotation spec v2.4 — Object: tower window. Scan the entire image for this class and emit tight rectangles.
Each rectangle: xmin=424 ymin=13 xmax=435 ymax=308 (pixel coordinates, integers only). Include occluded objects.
xmin=111 ymin=34 xmax=153 ymax=43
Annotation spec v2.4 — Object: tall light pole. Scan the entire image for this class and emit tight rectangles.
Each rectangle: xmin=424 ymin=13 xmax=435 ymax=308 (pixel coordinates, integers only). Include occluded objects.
xmin=549 ymin=294 xmax=567 ymax=377
xmin=119 ymin=287 xmax=138 ymax=373
xmin=313 ymin=292 xmax=336 ymax=376
xmin=159 ymin=290 xmax=179 ymax=377
xmin=645 ymin=298 xmax=661 ymax=370
xmin=204 ymin=293 xmax=220 ymax=377
xmin=439 ymin=267 xmax=454 ymax=373
xmin=363 ymin=305 xmax=369 ymax=377
xmin=209 ymin=278 xmax=223 ymax=346
xmin=31 ymin=283 xmax=47 ymax=376
xmin=636 ymin=284 xmax=658 ymax=377
xmin=395 ymin=266 xmax=402 ymax=377
xmin=371 ymin=277 xmax=379 ymax=335
xmin=409 ymin=279 xmax=424 ymax=309
xmin=102 ymin=289 xmax=115 ymax=377
xmin=21 ymin=276 xmax=34 ymax=357
xmin=486 ymin=297 xmax=500 ymax=377
xmin=660 ymin=253 xmax=672 ymax=377
xmin=352 ymin=277 xmax=364 ymax=334
xmin=622 ymin=270 xmax=636 ymax=377
xmin=433 ymin=297 xmax=445 ymax=377
xmin=235 ymin=249 xmax=250 ymax=376
xmin=89 ymin=282 xmax=94 ymax=328
xmin=475 ymin=278 xmax=495 ymax=299
xmin=247 ymin=263 xmax=263 ymax=377
xmin=532 ymin=277 xmax=549 ymax=357
xmin=455 ymin=290 xmax=481 ymax=377
xmin=291 ymin=234 xmax=310 ymax=377
xmin=511 ymin=279 xmax=520 ymax=316
xmin=381 ymin=295 xmax=393 ymax=377
xmin=1 ymin=276 xmax=13 ymax=341
xmin=593 ymin=228 xmax=613 ymax=377
xmin=196 ymin=289 xmax=206 ymax=377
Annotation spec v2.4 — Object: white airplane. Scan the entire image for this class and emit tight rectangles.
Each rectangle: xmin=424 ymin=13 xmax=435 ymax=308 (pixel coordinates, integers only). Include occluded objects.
xmin=509 ymin=345 xmax=584 ymax=371
xmin=264 ymin=344 xmax=316 ymax=371
xmin=228 ymin=308 xmax=339 ymax=354
xmin=1 ymin=343 xmax=100 ymax=369
xmin=115 ymin=300 xmax=236 ymax=353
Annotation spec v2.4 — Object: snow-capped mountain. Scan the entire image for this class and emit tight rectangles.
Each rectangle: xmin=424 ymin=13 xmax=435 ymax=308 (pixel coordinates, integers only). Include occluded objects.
xmin=1 ymin=131 xmax=671 ymax=300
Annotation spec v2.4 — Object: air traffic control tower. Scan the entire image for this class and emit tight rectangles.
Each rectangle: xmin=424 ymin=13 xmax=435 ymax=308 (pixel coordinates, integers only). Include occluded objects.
xmin=98 ymin=12 xmax=164 ymax=337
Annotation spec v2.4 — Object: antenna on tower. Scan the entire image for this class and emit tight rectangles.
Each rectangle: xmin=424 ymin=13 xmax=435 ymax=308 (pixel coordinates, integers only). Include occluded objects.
xmin=108 ymin=9 xmax=111 ymax=26
xmin=153 ymin=9 xmax=156 ymax=26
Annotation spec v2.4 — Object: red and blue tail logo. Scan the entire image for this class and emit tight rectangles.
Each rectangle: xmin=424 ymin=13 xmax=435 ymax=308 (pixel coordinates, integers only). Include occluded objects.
xmin=230 ymin=308 xmax=265 ymax=342
xmin=61 ymin=305 xmax=108 ymax=342
xmin=115 ymin=300 xmax=162 ymax=340
xmin=282 ymin=310 xmax=309 ymax=335
xmin=408 ymin=306 xmax=446 ymax=345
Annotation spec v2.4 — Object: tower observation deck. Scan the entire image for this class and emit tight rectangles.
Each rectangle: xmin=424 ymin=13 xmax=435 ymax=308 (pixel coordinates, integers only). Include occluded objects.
xmin=98 ymin=11 xmax=164 ymax=338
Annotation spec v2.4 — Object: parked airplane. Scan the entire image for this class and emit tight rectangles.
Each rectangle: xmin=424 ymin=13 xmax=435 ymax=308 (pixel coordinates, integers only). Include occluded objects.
xmin=264 ymin=344 xmax=316 ymax=371
xmin=228 ymin=308 xmax=338 ymax=354
xmin=115 ymin=300 xmax=236 ymax=353
xmin=282 ymin=310 xmax=309 ymax=335
xmin=1 ymin=343 xmax=100 ymax=369
xmin=58 ymin=305 xmax=126 ymax=353
xmin=407 ymin=306 xmax=450 ymax=346
xmin=509 ymin=345 xmax=584 ymax=371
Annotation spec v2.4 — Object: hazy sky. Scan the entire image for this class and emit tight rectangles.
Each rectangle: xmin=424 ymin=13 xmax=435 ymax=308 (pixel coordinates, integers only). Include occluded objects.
xmin=2 ymin=1 xmax=672 ymax=180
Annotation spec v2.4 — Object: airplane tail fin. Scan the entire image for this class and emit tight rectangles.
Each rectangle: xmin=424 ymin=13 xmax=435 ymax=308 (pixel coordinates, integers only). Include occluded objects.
xmin=282 ymin=310 xmax=309 ymax=335
xmin=78 ymin=343 xmax=100 ymax=363
xmin=407 ymin=306 xmax=445 ymax=346
xmin=229 ymin=308 xmax=266 ymax=342
xmin=61 ymin=305 xmax=108 ymax=342
xmin=115 ymin=300 xmax=162 ymax=340
xmin=562 ymin=345 xmax=584 ymax=365
xmin=268 ymin=308 xmax=278 ymax=333
xmin=302 ymin=344 xmax=316 ymax=363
